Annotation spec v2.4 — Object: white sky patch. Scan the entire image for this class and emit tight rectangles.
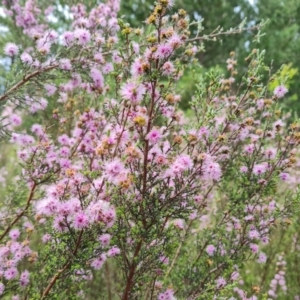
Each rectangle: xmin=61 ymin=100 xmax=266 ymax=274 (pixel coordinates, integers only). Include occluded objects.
xmin=0 ymin=7 xmax=6 ymax=18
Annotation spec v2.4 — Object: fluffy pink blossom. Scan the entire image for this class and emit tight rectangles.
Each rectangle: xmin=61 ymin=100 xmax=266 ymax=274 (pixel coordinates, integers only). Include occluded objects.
xmin=90 ymin=254 xmax=107 ymax=270
xmin=274 ymin=85 xmax=288 ymax=98
xmin=257 ymin=252 xmax=267 ymax=263
xmin=240 ymin=166 xmax=248 ymax=173
xmin=162 ymin=61 xmax=175 ymax=75
xmin=216 ymin=277 xmax=226 ymax=288
xmin=59 ymin=58 xmax=72 ymax=70
xmin=4 ymin=43 xmax=19 ymax=56
xmin=44 ymin=84 xmax=57 ymax=96
xmin=130 ymin=58 xmax=144 ymax=77
xmin=132 ymin=42 xmax=140 ymax=54
xmin=58 ymin=134 xmax=70 ymax=146
xmin=175 ymin=154 xmax=193 ymax=170
xmin=244 ymin=144 xmax=255 ymax=155
xmin=102 ymin=63 xmax=114 ymax=74
xmin=90 ymin=67 xmax=104 ymax=89
xmin=74 ymin=28 xmax=91 ymax=45
xmin=98 ymin=234 xmax=111 ymax=246
xmin=73 ymin=212 xmax=89 ymax=229
xmin=158 ymin=288 xmax=176 ymax=300
xmin=146 ymin=129 xmax=161 ymax=144
xmin=107 ymin=246 xmax=120 ymax=257
xmin=10 ymin=114 xmax=22 ymax=127
xmin=174 ymin=219 xmax=184 ymax=229
xmin=249 ymin=243 xmax=259 ymax=253
xmin=31 ymin=124 xmax=44 ymax=136
xmin=19 ymin=270 xmax=30 ymax=287
xmin=168 ymin=33 xmax=182 ymax=49
xmin=279 ymin=172 xmax=290 ymax=181
xmin=206 ymin=245 xmax=216 ymax=256
xmin=120 ymin=82 xmax=146 ymax=105
xmin=248 ymin=229 xmax=260 ymax=240
xmin=42 ymin=234 xmax=51 ymax=243
xmin=62 ymin=31 xmax=74 ymax=46
xmin=155 ymin=44 xmax=173 ymax=59
xmin=4 ymin=267 xmax=18 ymax=280
xmin=202 ymin=158 xmax=222 ymax=181
xmin=20 ymin=52 xmax=33 ymax=64
xmin=253 ymin=163 xmax=267 ymax=176
xmin=9 ymin=229 xmax=20 ymax=241
xmin=104 ymin=159 xmax=127 ymax=184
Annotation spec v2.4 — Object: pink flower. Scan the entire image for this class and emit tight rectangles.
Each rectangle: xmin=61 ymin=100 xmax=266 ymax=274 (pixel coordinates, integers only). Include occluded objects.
xmin=257 ymin=252 xmax=267 ymax=263
xmin=279 ymin=172 xmax=290 ymax=181
xmin=19 ymin=270 xmax=30 ymax=287
xmin=274 ymin=85 xmax=288 ymax=98
xmin=62 ymin=31 xmax=74 ymax=46
xmin=20 ymin=52 xmax=33 ymax=64
xmin=162 ymin=61 xmax=175 ymax=75
xmin=120 ymin=82 xmax=146 ymax=105
xmin=168 ymin=33 xmax=182 ymax=49
xmin=74 ymin=212 xmax=89 ymax=229
xmin=155 ymin=44 xmax=173 ymax=59
xmin=253 ymin=163 xmax=267 ymax=176
xmin=206 ymin=245 xmax=216 ymax=256
xmin=102 ymin=63 xmax=114 ymax=74
xmin=59 ymin=58 xmax=72 ymax=70
xmin=202 ymin=159 xmax=222 ymax=181
xmin=264 ymin=148 xmax=276 ymax=159
xmin=107 ymin=246 xmax=120 ymax=257
xmin=216 ymin=277 xmax=226 ymax=288
xmin=132 ymin=42 xmax=140 ymax=54
xmin=4 ymin=43 xmax=19 ymax=56
xmin=175 ymin=154 xmax=193 ymax=170
xmin=10 ymin=114 xmax=22 ymax=127
xmin=31 ymin=124 xmax=44 ymax=136
xmin=240 ymin=166 xmax=248 ymax=173
xmin=42 ymin=234 xmax=51 ymax=243
xmin=248 ymin=229 xmax=260 ymax=240
xmin=44 ymin=84 xmax=57 ymax=96
xmin=174 ymin=219 xmax=184 ymax=229
xmin=90 ymin=254 xmax=107 ymax=270
xmin=146 ymin=129 xmax=161 ymax=144
xmin=249 ymin=243 xmax=259 ymax=253
xmin=98 ymin=234 xmax=111 ymax=246
xmin=105 ymin=159 xmax=124 ymax=177
xmin=130 ymin=58 xmax=144 ymax=77
xmin=9 ymin=229 xmax=20 ymax=241
xmin=90 ymin=67 xmax=104 ymax=89
xmin=74 ymin=28 xmax=91 ymax=45
xmin=58 ymin=134 xmax=70 ymax=146
xmin=4 ymin=267 xmax=18 ymax=280
xmin=244 ymin=144 xmax=255 ymax=155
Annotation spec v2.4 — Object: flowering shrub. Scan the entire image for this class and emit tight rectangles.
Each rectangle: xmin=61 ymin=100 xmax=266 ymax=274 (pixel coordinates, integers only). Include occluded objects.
xmin=0 ymin=0 xmax=299 ymax=299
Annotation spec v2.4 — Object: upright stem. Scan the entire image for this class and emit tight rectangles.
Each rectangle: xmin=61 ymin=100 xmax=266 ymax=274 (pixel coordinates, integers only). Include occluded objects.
xmin=122 ymin=240 xmax=143 ymax=300
xmin=41 ymin=230 xmax=83 ymax=299
xmin=0 ymin=182 xmax=36 ymax=241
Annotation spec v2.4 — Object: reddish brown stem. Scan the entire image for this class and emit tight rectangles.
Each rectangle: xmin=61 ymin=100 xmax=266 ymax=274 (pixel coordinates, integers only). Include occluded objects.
xmin=0 ymin=182 xmax=36 ymax=241
xmin=122 ymin=241 xmax=143 ymax=300
xmin=41 ymin=230 xmax=83 ymax=299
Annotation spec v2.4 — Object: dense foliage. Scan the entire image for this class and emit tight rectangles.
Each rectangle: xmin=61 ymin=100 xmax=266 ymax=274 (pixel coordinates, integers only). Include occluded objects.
xmin=0 ymin=0 xmax=299 ymax=299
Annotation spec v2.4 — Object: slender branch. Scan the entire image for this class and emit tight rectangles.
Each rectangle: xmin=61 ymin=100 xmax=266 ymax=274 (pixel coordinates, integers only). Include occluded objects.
xmin=122 ymin=240 xmax=143 ymax=300
xmin=0 ymin=65 xmax=58 ymax=103
xmin=187 ymin=24 xmax=262 ymax=43
xmin=41 ymin=230 xmax=83 ymax=299
xmin=0 ymin=182 xmax=36 ymax=241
